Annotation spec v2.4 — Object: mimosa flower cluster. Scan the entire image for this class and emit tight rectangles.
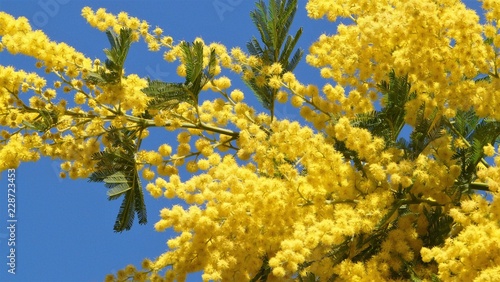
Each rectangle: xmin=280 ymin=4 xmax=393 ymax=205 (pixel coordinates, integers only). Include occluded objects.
xmin=1 ymin=0 xmax=500 ymax=281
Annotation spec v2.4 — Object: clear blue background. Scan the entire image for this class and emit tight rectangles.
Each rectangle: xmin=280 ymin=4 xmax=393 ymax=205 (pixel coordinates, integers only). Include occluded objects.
xmin=0 ymin=1 xmax=483 ymax=281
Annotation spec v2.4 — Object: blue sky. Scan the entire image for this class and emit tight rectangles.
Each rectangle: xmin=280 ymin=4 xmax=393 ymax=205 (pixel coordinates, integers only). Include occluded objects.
xmin=0 ymin=1 xmax=485 ymax=281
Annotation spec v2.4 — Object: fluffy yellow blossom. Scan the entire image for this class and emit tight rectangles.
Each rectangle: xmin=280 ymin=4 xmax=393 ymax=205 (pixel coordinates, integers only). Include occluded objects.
xmin=484 ymin=143 xmax=496 ymax=157
xmin=197 ymin=159 xmax=210 ymax=170
xmin=3 ymin=2 xmax=500 ymax=282
xmin=146 ymin=183 xmax=162 ymax=198
xmin=306 ymin=0 xmax=490 ymax=118
xmin=211 ymin=76 xmax=231 ymax=90
xmin=268 ymin=76 xmax=282 ymax=89
xmin=176 ymin=64 xmax=186 ymax=77
xmin=230 ymin=89 xmax=244 ymax=102
xmin=177 ymin=143 xmax=191 ymax=156
xmin=74 ymin=92 xmax=86 ymax=104
xmin=276 ymin=90 xmax=288 ymax=103
xmin=177 ymin=132 xmax=191 ymax=143
xmin=185 ymin=161 xmax=198 ymax=173
xmin=289 ymin=95 xmax=303 ymax=108
xmin=158 ymin=144 xmax=172 ymax=156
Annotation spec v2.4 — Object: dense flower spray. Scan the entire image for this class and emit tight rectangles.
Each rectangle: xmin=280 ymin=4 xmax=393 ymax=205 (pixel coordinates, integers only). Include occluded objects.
xmin=1 ymin=0 xmax=500 ymax=281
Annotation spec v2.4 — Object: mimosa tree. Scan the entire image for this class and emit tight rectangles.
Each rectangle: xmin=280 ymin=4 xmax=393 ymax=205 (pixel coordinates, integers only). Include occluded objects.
xmin=1 ymin=0 xmax=500 ymax=281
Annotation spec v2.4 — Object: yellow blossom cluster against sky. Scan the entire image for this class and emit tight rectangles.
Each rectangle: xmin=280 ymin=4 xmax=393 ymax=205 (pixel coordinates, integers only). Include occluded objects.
xmin=306 ymin=0 xmax=498 ymax=120
xmin=1 ymin=0 xmax=500 ymax=281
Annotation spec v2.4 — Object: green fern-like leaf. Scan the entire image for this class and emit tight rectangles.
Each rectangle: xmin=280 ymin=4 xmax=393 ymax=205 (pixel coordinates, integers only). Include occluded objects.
xmin=88 ymin=168 xmax=117 ymax=183
xmin=251 ymin=1 xmax=272 ymax=51
xmin=86 ymin=28 xmax=133 ymax=85
xmin=113 ymin=173 xmax=146 ymax=232
xmin=447 ymin=108 xmax=500 ymax=190
xmin=166 ymin=41 xmax=217 ymax=105
xmin=451 ymin=109 xmax=479 ymax=139
xmin=246 ymin=38 xmax=265 ymax=58
xmin=88 ymin=127 xmax=147 ymax=232
xmin=142 ymin=41 xmax=217 ymax=110
xmin=207 ymin=48 xmax=217 ymax=79
xmin=104 ymin=172 xmax=131 ymax=199
xmin=142 ymin=80 xmax=194 ymax=110
xmin=181 ymin=42 xmax=204 ymax=85
xmin=466 ymin=120 xmax=500 ymax=170
xmin=249 ymin=256 xmax=271 ymax=282
xmin=405 ymin=104 xmax=444 ymax=159
xmin=22 ymin=109 xmax=59 ymax=132
xmin=248 ymin=0 xmax=302 ymax=70
xmin=246 ymin=0 xmax=303 ymax=118
xmin=180 ymin=41 xmax=204 ymax=101
xmin=352 ymin=70 xmax=414 ymax=147
xmin=133 ymin=176 xmax=147 ymax=225
xmin=103 ymin=28 xmax=133 ymax=73
xmin=422 ymin=206 xmax=453 ymax=247
xmin=243 ymin=79 xmax=274 ymax=111
xmin=286 ymin=47 xmax=303 ymax=73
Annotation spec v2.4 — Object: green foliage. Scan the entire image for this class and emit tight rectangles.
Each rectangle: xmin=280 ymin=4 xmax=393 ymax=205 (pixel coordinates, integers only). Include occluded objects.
xmin=407 ymin=107 xmax=443 ymax=160
xmin=180 ymin=41 xmax=217 ymax=103
xmin=86 ymin=28 xmax=133 ymax=85
xmin=421 ymin=206 xmax=453 ymax=247
xmin=82 ymin=27 xmax=150 ymax=232
xmin=351 ymin=71 xmax=465 ymax=163
xmin=88 ymin=127 xmax=147 ymax=232
xmin=346 ymin=70 xmax=500 ymax=280
xmin=463 ymin=117 xmax=500 ymax=170
xmin=22 ymin=109 xmax=58 ymax=132
xmin=447 ymin=107 xmax=500 ymax=195
xmin=245 ymin=0 xmax=303 ymax=118
xmin=142 ymin=80 xmax=194 ymax=110
xmin=142 ymin=41 xmax=216 ymax=111
xmin=181 ymin=41 xmax=206 ymax=84
xmin=298 ymin=272 xmax=318 ymax=282
xmin=355 ymin=72 xmax=500 ymax=196
xmin=348 ymin=71 xmax=418 ymax=169
xmin=104 ymin=171 xmax=132 ymax=199
xmin=84 ymin=34 xmax=236 ymax=232
xmin=352 ymin=71 xmax=428 ymax=155
xmin=250 ymin=256 xmax=271 ymax=282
